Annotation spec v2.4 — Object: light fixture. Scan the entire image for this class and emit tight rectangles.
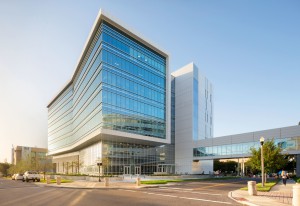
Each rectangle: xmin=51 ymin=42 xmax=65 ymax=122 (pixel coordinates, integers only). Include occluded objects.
xmin=260 ymin=137 xmax=265 ymax=146
xmin=260 ymin=136 xmax=265 ymax=187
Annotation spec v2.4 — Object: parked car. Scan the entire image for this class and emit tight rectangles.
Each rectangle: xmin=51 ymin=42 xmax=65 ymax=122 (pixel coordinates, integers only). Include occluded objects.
xmin=11 ymin=174 xmax=16 ymax=180
xmin=22 ymin=171 xmax=40 ymax=182
xmin=15 ymin=173 xmax=24 ymax=180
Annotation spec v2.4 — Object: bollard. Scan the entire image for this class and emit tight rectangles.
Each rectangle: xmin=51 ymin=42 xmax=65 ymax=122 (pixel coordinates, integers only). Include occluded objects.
xmin=104 ymin=177 xmax=109 ymax=187
xmin=293 ymin=184 xmax=300 ymax=206
xmin=136 ymin=177 xmax=141 ymax=187
xmin=56 ymin=176 xmax=61 ymax=185
xmin=46 ymin=176 xmax=51 ymax=184
xmin=248 ymin=181 xmax=257 ymax=196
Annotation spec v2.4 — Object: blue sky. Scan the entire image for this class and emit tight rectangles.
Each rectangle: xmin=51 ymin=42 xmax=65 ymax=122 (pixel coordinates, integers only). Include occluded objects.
xmin=0 ymin=0 xmax=299 ymax=162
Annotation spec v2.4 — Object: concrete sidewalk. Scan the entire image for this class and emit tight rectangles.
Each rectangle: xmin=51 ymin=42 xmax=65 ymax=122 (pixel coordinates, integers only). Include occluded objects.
xmin=229 ymin=179 xmax=295 ymax=206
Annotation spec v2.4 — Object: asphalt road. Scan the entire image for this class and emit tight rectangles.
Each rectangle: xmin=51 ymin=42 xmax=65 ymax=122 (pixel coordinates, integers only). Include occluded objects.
xmin=0 ymin=178 xmax=248 ymax=206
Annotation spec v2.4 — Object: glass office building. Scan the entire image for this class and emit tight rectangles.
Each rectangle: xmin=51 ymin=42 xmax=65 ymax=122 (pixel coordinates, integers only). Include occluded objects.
xmin=47 ymin=10 xmax=300 ymax=177
xmin=47 ymin=10 xmax=172 ymax=175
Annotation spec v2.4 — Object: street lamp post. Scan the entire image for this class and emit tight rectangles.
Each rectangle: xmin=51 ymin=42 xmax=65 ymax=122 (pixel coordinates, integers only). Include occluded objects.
xmin=260 ymin=137 xmax=265 ymax=187
xmin=97 ymin=162 xmax=102 ymax=182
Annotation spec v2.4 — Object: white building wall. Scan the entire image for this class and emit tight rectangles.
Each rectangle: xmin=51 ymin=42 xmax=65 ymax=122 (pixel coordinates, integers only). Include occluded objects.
xmin=193 ymin=160 xmax=213 ymax=174
xmin=172 ymin=63 xmax=213 ymax=174
xmin=79 ymin=141 xmax=102 ymax=175
xmin=197 ymin=66 xmax=213 ymax=140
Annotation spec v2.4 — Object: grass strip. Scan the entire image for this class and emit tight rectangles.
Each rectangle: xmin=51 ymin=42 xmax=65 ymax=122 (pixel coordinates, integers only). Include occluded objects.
xmin=141 ymin=177 xmax=238 ymax=184
xmin=39 ymin=179 xmax=73 ymax=184
xmin=293 ymin=177 xmax=300 ymax=183
xmin=240 ymin=180 xmax=278 ymax=192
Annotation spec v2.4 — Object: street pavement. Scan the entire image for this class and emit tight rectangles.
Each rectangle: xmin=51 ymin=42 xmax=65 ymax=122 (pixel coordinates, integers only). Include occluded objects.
xmin=230 ymin=178 xmax=295 ymax=206
xmin=0 ymin=177 xmax=297 ymax=206
xmin=0 ymin=177 xmax=242 ymax=205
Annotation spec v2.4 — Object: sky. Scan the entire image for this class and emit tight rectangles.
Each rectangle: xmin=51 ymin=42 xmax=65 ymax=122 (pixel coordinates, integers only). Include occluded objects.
xmin=0 ymin=0 xmax=299 ymax=163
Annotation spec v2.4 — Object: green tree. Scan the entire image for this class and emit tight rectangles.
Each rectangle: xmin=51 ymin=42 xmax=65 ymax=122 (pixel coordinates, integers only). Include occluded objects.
xmin=214 ymin=160 xmax=237 ymax=174
xmin=247 ymin=139 xmax=287 ymax=173
xmin=96 ymin=157 xmax=110 ymax=176
xmin=0 ymin=162 xmax=11 ymax=177
xmin=72 ymin=160 xmax=83 ymax=174
xmin=7 ymin=155 xmax=32 ymax=175
xmin=36 ymin=156 xmax=53 ymax=180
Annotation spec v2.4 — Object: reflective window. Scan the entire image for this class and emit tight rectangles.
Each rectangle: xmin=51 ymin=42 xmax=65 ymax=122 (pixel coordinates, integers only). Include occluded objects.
xmin=48 ymin=21 xmax=168 ymax=153
xmin=193 ymin=136 xmax=300 ymax=157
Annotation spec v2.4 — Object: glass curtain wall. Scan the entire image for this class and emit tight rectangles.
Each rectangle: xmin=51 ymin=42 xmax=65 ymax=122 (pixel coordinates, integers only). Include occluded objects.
xmin=49 ymin=20 xmax=171 ymax=175
xmin=100 ymin=22 xmax=167 ymax=139
xmin=194 ymin=136 xmax=300 ymax=157
xmin=102 ymin=141 xmax=174 ymax=175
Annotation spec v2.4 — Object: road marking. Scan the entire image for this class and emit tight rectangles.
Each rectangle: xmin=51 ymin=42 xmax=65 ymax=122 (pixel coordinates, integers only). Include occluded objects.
xmin=179 ymin=196 xmax=232 ymax=204
xmin=160 ymin=187 xmax=193 ymax=191
xmin=69 ymin=191 xmax=87 ymax=206
xmin=145 ymin=192 xmax=177 ymax=198
xmin=0 ymin=186 xmax=40 ymax=190
xmin=155 ymin=188 xmax=222 ymax=196
xmin=22 ymin=188 xmax=74 ymax=205
xmin=118 ymin=189 xmax=137 ymax=192
xmin=195 ymin=183 xmax=226 ymax=189
xmin=0 ymin=188 xmax=55 ymax=206
xmin=120 ymin=189 xmax=230 ymax=204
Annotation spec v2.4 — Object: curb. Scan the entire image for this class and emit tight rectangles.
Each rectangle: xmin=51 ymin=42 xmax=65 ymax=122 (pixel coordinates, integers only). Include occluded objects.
xmin=34 ymin=183 xmax=160 ymax=190
xmin=228 ymin=191 xmax=259 ymax=206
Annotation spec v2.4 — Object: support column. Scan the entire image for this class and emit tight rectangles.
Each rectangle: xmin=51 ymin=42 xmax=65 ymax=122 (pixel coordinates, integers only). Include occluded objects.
xmin=237 ymin=158 xmax=240 ymax=176
xmin=242 ymin=158 xmax=245 ymax=176
xmin=296 ymin=154 xmax=300 ymax=177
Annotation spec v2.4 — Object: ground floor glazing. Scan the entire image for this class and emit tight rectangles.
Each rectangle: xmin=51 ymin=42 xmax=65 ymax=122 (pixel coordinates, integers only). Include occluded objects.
xmin=52 ymin=140 xmax=174 ymax=175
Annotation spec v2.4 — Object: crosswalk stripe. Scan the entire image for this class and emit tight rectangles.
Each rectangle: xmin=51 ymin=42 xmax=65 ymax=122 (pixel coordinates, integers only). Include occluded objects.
xmin=155 ymin=187 xmax=222 ymax=196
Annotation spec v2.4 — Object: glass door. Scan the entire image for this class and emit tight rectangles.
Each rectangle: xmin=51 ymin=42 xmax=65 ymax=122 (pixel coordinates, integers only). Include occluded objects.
xmin=124 ymin=166 xmax=130 ymax=175
xmin=135 ymin=166 xmax=141 ymax=175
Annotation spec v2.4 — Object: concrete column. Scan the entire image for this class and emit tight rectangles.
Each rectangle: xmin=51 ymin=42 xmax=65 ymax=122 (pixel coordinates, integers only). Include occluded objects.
xmin=248 ymin=181 xmax=257 ymax=196
xmin=46 ymin=176 xmax=51 ymax=184
xmin=56 ymin=176 xmax=61 ymax=185
xmin=296 ymin=154 xmax=300 ymax=177
xmin=242 ymin=158 xmax=245 ymax=176
xmin=104 ymin=177 xmax=109 ymax=187
xmin=237 ymin=158 xmax=240 ymax=176
xmin=293 ymin=184 xmax=300 ymax=206
xmin=136 ymin=177 xmax=141 ymax=186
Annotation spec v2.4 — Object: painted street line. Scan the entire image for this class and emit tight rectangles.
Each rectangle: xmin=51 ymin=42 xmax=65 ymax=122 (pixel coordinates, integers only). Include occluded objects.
xmin=1 ymin=188 xmax=56 ymax=206
xmin=178 ymin=196 xmax=232 ymax=205
xmin=145 ymin=192 xmax=178 ymax=198
xmin=159 ymin=187 xmax=193 ymax=191
xmin=69 ymin=191 xmax=87 ymax=206
xmin=155 ymin=188 xmax=222 ymax=196
xmin=120 ymin=189 xmax=231 ymax=204
xmin=195 ymin=183 xmax=226 ymax=189
xmin=118 ymin=189 xmax=137 ymax=192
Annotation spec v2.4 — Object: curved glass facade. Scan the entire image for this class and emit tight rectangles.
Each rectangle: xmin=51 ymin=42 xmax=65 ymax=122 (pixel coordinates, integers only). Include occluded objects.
xmin=101 ymin=23 xmax=166 ymax=138
xmin=47 ymin=11 xmax=173 ymax=175
xmin=48 ymin=86 xmax=73 ymax=152
xmin=48 ymin=21 xmax=167 ymax=154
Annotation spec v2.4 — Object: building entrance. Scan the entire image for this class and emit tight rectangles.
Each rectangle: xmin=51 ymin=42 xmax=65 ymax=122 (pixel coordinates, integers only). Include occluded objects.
xmin=135 ymin=166 xmax=141 ymax=175
xmin=124 ymin=166 xmax=130 ymax=175
xmin=157 ymin=164 xmax=173 ymax=174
